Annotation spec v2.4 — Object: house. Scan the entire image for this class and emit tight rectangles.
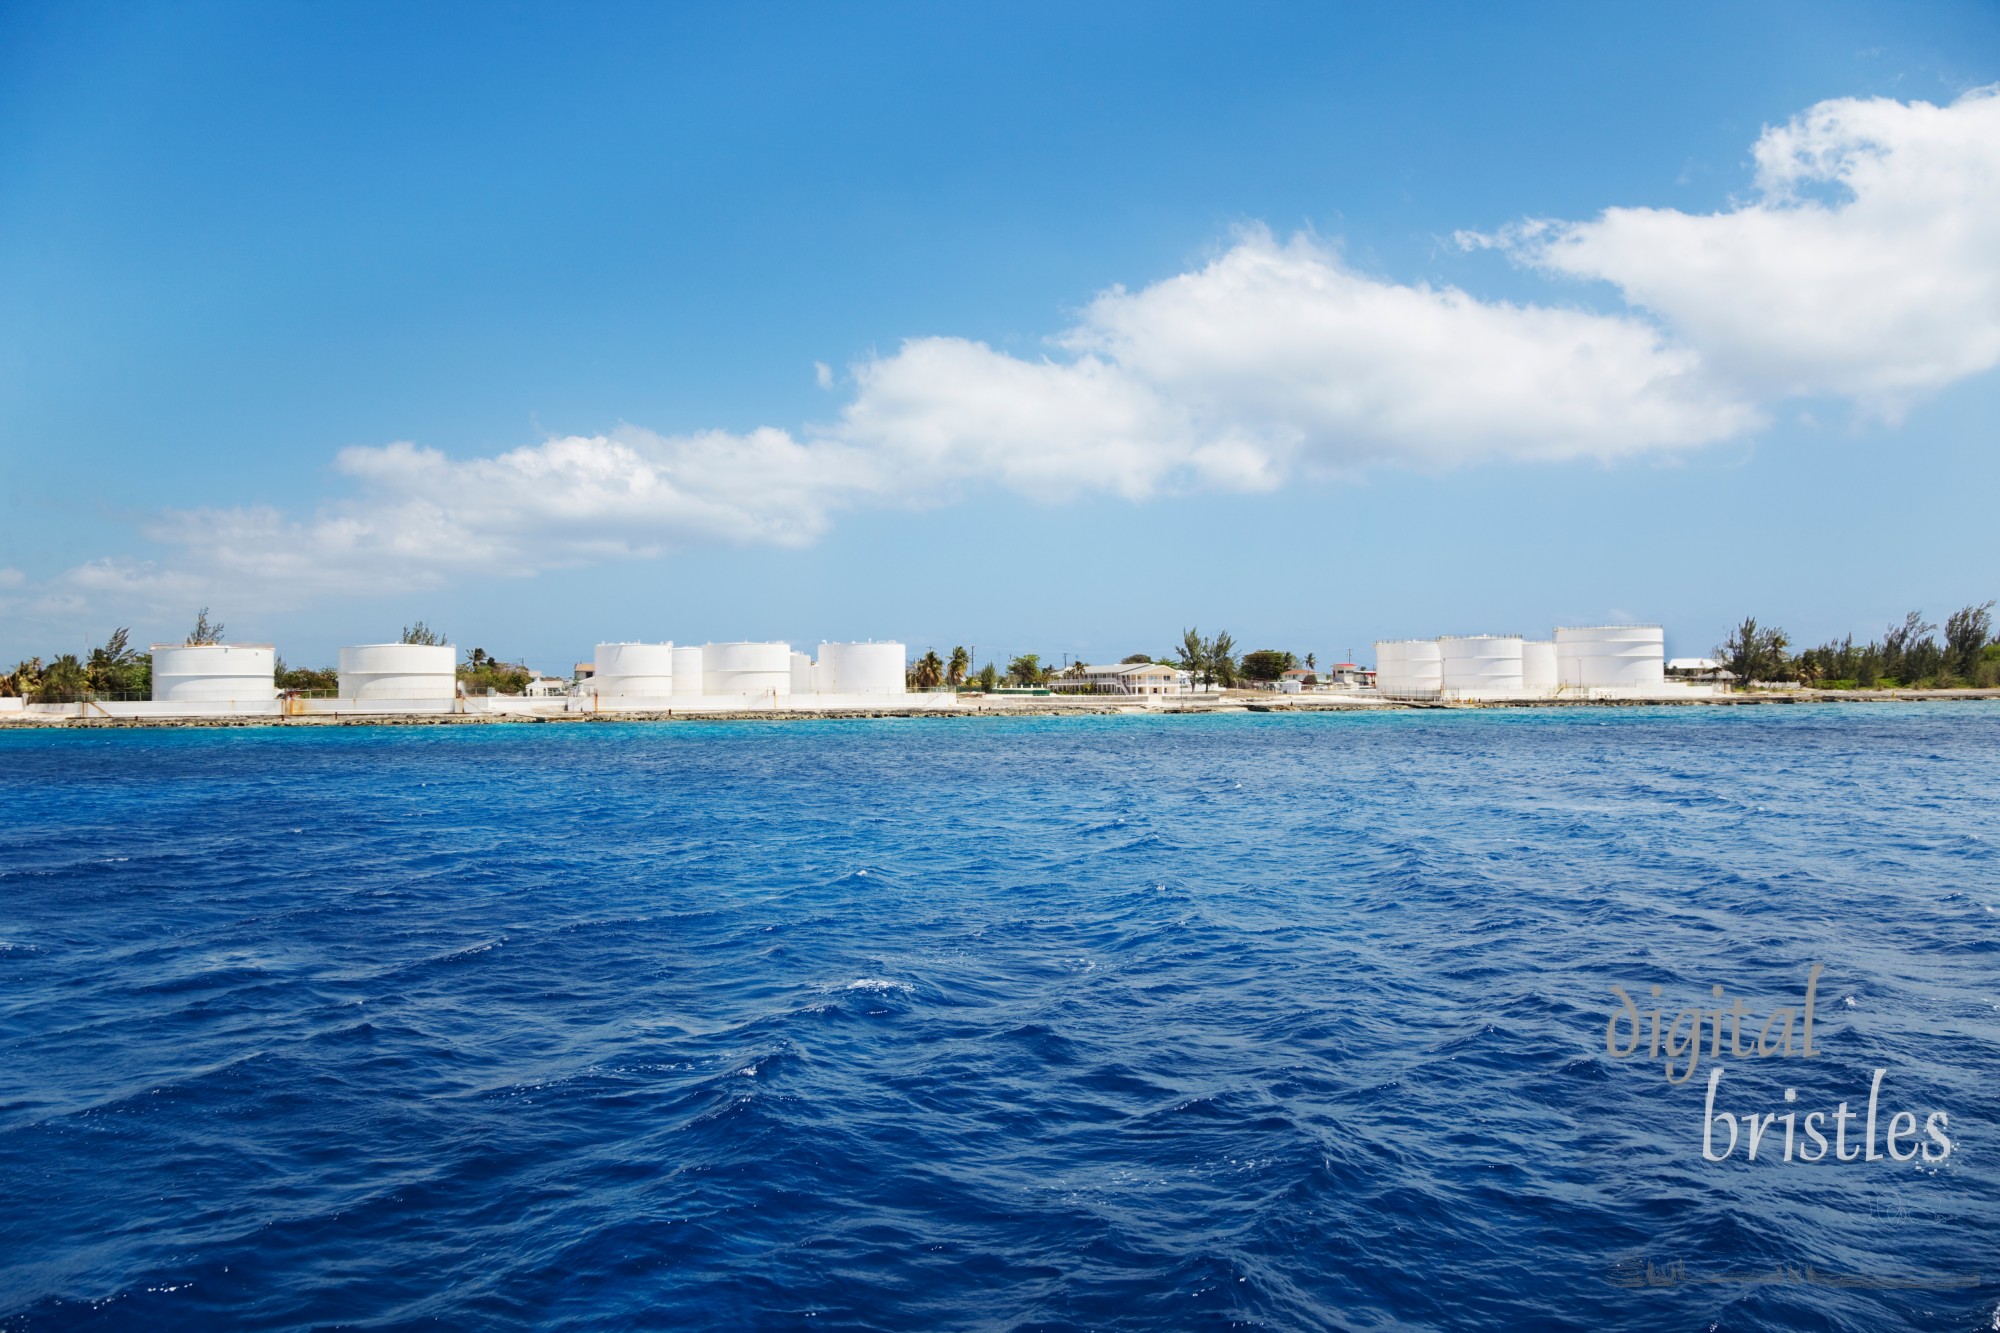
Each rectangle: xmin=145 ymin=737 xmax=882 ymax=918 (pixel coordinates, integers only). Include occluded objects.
xmin=1325 ymin=662 xmax=1376 ymax=689
xmin=1057 ymin=661 xmax=1187 ymax=696
xmin=1666 ymin=657 xmax=1736 ymax=683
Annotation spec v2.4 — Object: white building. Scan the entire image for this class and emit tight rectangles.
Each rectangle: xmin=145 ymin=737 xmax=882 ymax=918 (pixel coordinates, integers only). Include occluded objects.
xmin=1666 ymin=657 xmax=1735 ymax=683
xmin=1057 ymin=662 xmax=1185 ymax=696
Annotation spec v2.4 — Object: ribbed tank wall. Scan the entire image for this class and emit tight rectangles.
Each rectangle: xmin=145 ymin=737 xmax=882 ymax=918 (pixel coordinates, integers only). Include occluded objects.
xmin=593 ymin=642 xmax=675 ymax=696
xmin=1521 ymin=641 xmax=1558 ymax=693
xmin=1554 ymin=625 xmax=1665 ymax=689
xmin=338 ymin=644 xmax=457 ymax=700
xmin=816 ymin=642 xmax=907 ymax=695
xmin=790 ymin=652 xmax=815 ymax=695
xmin=702 ymin=641 xmax=792 ymax=697
xmin=150 ymin=644 xmax=278 ymax=702
xmin=1373 ymin=639 xmax=1441 ymax=698
xmin=670 ymin=646 xmax=705 ymax=697
xmin=1438 ymin=636 xmax=1524 ymax=693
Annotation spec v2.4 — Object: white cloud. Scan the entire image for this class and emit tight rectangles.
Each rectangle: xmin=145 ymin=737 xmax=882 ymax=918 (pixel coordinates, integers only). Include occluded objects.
xmin=827 ymin=231 xmax=1755 ymax=503
xmin=1478 ymin=86 xmax=2000 ymax=408
xmin=1057 ymin=229 xmax=1755 ymax=470
xmin=57 ymin=427 xmax=886 ymax=610
xmin=33 ymin=89 xmax=2000 ymax=624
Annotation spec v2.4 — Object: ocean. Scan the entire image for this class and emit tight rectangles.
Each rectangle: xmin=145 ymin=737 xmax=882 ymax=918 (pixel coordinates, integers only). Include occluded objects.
xmin=1 ymin=705 xmax=1994 ymax=1331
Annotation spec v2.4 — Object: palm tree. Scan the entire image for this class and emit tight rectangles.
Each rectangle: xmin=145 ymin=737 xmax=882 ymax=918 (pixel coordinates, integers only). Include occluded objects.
xmin=2 ymin=658 xmax=44 ymax=699
xmin=86 ymin=628 xmax=147 ymax=698
xmin=947 ymin=646 xmax=970 ymax=686
xmin=911 ymin=650 xmax=944 ymax=689
xmin=36 ymin=654 xmax=88 ymax=703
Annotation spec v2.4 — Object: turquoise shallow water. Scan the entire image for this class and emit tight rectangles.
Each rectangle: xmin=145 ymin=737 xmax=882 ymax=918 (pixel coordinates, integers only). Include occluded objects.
xmin=0 ymin=706 xmax=1995 ymax=1331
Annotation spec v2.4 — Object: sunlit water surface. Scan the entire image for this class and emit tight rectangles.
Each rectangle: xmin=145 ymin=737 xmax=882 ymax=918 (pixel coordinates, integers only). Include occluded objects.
xmin=1 ymin=706 xmax=1995 ymax=1330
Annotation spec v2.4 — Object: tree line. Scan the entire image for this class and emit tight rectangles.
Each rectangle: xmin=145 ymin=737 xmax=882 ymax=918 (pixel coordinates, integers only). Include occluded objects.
xmin=1718 ymin=602 xmax=1999 ymax=688
xmin=902 ymin=630 xmax=1321 ymax=692
xmin=0 ymin=614 xmax=537 ymax=701
xmin=0 ymin=610 xmax=210 ymax=703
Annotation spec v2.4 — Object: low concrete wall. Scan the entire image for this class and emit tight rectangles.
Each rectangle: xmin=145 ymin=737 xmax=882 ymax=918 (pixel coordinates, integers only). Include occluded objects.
xmin=577 ymin=691 xmax=952 ymax=715
xmin=297 ymin=697 xmax=459 ymax=717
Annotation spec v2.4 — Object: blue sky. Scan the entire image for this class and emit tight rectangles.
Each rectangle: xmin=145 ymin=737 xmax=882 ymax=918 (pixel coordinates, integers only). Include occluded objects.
xmin=3 ymin=2 xmax=1997 ymax=671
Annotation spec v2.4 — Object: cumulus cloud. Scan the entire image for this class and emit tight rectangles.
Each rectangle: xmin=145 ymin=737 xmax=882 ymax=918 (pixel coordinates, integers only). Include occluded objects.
xmin=826 ymin=232 xmax=1756 ymax=503
xmin=58 ymin=427 xmax=887 ymax=609
xmin=34 ymin=88 xmax=2000 ymax=622
xmin=1474 ymin=87 xmax=2000 ymax=407
xmin=1059 ymin=230 xmax=1756 ymax=470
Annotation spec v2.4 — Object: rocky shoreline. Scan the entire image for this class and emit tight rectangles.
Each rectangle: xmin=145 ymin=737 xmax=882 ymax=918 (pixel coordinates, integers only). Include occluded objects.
xmin=2 ymin=688 xmax=1997 ymax=730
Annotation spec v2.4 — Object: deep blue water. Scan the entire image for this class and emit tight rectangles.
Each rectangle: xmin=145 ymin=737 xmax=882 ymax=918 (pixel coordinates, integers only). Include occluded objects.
xmin=0 ymin=706 xmax=1995 ymax=1332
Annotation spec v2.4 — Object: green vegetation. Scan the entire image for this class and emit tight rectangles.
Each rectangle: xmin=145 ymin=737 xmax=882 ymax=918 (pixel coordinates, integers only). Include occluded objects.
xmin=909 ymin=650 xmax=945 ymax=689
xmin=184 ymin=608 xmax=223 ymax=645
xmin=275 ymin=658 xmax=338 ymax=694
xmin=87 ymin=628 xmax=150 ymax=697
xmin=36 ymin=654 xmax=88 ymax=703
xmin=0 ymin=659 xmax=39 ymax=698
xmin=1727 ymin=601 xmax=1999 ymax=688
xmin=946 ymin=646 xmax=970 ymax=686
xmin=3 ymin=627 xmax=153 ymax=701
xmin=1005 ymin=653 xmax=1048 ymax=687
xmin=401 ymin=621 xmax=446 ymax=646
xmin=1718 ymin=617 xmax=1790 ymax=685
xmin=1171 ymin=627 xmax=1240 ymax=688
xmin=1240 ymin=649 xmax=1297 ymax=682
xmin=457 ymin=647 xmax=530 ymax=695
xmin=976 ymin=662 xmax=999 ymax=691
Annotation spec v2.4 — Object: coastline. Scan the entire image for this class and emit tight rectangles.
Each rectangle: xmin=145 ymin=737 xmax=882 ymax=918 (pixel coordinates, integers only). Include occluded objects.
xmin=2 ymin=688 xmax=1996 ymax=730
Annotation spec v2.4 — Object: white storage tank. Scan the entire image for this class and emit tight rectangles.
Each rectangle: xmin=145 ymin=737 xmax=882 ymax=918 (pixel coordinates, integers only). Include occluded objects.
xmin=593 ymin=642 xmax=675 ymax=697
xmin=151 ymin=644 xmax=278 ymax=702
xmin=338 ymin=643 xmax=457 ymax=700
xmin=1554 ymin=625 xmax=1665 ymax=690
xmin=702 ymin=641 xmax=792 ymax=697
xmin=1372 ymin=641 xmax=1404 ymax=696
xmin=1374 ymin=639 xmax=1442 ymax=698
xmin=1439 ymin=635 xmax=1524 ymax=695
xmin=816 ymin=641 xmax=907 ymax=695
xmin=671 ymin=645 xmax=705 ymax=697
xmin=790 ymin=652 xmax=816 ymax=695
xmin=1522 ymin=640 xmax=1558 ymax=694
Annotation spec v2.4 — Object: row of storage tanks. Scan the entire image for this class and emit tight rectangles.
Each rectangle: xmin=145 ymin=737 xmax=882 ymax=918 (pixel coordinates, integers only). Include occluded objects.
xmin=585 ymin=641 xmax=905 ymax=699
xmin=144 ymin=641 xmax=907 ymax=703
xmin=1374 ymin=626 xmax=1667 ymax=699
